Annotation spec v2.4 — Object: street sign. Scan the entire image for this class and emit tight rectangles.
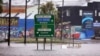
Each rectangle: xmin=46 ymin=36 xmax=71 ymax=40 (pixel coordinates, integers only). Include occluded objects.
xmin=34 ymin=14 xmax=54 ymax=38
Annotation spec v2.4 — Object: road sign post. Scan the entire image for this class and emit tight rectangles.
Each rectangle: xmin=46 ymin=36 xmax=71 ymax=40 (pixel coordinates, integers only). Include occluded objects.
xmin=34 ymin=14 xmax=54 ymax=50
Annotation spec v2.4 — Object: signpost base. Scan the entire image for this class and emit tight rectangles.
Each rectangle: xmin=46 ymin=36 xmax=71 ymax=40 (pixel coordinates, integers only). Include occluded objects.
xmin=36 ymin=38 xmax=53 ymax=51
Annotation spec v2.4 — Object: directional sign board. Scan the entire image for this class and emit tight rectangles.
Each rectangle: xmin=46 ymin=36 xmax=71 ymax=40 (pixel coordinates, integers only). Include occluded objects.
xmin=34 ymin=14 xmax=54 ymax=38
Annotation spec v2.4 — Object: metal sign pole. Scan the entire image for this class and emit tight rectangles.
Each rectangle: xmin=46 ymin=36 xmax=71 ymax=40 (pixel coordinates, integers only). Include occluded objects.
xmin=36 ymin=38 xmax=38 ymax=50
xmin=44 ymin=38 xmax=46 ymax=50
xmin=70 ymin=24 xmax=72 ymax=47
xmin=73 ymin=35 xmax=74 ymax=47
xmin=68 ymin=24 xmax=71 ymax=47
xmin=51 ymin=38 xmax=52 ymax=50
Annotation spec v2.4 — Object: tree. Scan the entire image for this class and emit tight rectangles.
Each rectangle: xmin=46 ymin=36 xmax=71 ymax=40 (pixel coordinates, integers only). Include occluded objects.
xmin=0 ymin=0 xmax=3 ymax=13
xmin=39 ymin=1 xmax=60 ymax=24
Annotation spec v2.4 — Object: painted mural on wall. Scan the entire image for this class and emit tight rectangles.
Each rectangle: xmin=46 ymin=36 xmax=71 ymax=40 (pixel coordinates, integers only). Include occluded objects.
xmin=0 ymin=19 xmax=34 ymax=38
xmin=0 ymin=17 xmax=18 ymax=26
xmin=80 ymin=11 xmax=94 ymax=39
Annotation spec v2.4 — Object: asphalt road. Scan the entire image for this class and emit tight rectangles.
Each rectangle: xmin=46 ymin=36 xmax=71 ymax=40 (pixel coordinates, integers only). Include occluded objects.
xmin=0 ymin=42 xmax=100 ymax=56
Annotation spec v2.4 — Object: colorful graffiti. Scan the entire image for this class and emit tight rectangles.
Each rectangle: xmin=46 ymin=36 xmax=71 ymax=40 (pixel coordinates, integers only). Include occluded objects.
xmin=0 ymin=19 xmax=34 ymax=38
xmin=0 ymin=17 xmax=18 ymax=26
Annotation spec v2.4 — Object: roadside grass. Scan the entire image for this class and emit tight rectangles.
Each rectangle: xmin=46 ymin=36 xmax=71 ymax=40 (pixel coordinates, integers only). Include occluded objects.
xmin=10 ymin=37 xmax=65 ymax=43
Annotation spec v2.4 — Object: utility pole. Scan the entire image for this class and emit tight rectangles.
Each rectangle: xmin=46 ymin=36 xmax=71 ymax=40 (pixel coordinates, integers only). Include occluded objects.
xmin=38 ymin=0 xmax=40 ymax=14
xmin=8 ymin=0 xmax=11 ymax=46
xmin=24 ymin=0 xmax=27 ymax=44
xmin=61 ymin=0 xmax=64 ymax=40
xmin=36 ymin=0 xmax=40 ymax=50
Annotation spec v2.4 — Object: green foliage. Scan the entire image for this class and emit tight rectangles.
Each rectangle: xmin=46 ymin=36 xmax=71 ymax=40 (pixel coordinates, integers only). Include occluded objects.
xmin=0 ymin=0 xmax=3 ymax=4
xmin=0 ymin=0 xmax=3 ymax=13
xmin=39 ymin=1 xmax=60 ymax=24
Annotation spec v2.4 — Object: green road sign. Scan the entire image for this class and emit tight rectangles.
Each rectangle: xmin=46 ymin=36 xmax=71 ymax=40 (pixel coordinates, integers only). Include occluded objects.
xmin=34 ymin=14 xmax=54 ymax=38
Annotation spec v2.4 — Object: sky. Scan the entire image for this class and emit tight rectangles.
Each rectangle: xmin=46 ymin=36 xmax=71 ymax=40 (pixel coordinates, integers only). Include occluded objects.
xmin=2 ymin=0 xmax=100 ymax=19
xmin=2 ymin=0 xmax=100 ymax=6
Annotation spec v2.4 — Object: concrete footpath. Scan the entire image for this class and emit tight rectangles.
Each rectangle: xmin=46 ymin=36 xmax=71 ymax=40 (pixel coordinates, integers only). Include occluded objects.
xmin=0 ymin=43 xmax=100 ymax=56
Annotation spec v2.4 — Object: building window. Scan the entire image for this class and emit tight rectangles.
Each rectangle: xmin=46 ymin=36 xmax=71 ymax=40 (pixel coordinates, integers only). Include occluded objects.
xmin=95 ymin=10 xmax=97 ymax=16
xmin=66 ymin=10 xmax=70 ymax=16
xmin=79 ymin=9 xmax=82 ymax=16
xmin=98 ymin=12 xmax=100 ymax=16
